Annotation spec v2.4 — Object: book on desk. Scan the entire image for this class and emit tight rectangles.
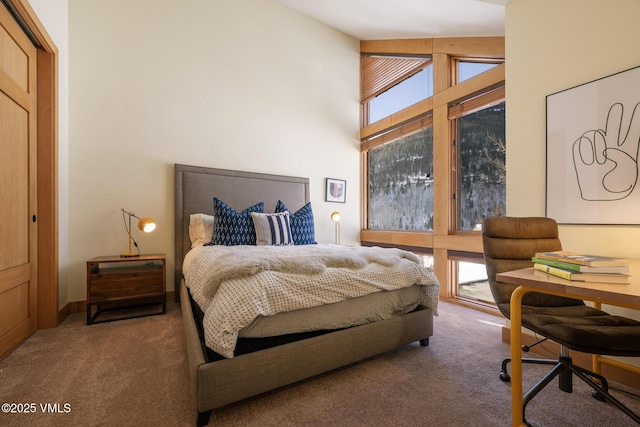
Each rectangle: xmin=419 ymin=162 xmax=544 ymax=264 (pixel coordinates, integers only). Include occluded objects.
xmin=533 ymin=263 xmax=631 ymax=284
xmin=531 ymin=256 xmax=630 ymax=274
xmin=533 ymin=251 xmax=631 ymax=283
xmin=533 ymin=251 xmax=630 ymax=268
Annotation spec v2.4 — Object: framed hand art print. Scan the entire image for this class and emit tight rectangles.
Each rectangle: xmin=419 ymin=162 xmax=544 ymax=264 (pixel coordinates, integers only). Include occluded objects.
xmin=546 ymin=65 xmax=640 ymax=224
xmin=325 ymin=178 xmax=346 ymax=203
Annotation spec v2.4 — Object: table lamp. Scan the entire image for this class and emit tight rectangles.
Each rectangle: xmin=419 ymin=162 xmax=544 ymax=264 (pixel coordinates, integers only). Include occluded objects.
xmin=121 ymin=208 xmax=156 ymax=257
xmin=330 ymin=211 xmax=341 ymax=245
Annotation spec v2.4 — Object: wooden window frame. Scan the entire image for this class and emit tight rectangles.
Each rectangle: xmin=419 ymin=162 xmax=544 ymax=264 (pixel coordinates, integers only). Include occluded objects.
xmin=360 ymin=37 xmax=505 ymax=303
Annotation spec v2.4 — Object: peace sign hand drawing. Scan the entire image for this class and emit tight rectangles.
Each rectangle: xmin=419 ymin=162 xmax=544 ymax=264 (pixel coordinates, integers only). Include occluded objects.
xmin=572 ymin=102 xmax=640 ymax=201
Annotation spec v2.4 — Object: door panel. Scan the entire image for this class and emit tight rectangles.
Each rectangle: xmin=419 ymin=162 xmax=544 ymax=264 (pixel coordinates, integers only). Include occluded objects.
xmin=0 ymin=282 xmax=29 ymax=336
xmin=0 ymin=21 xmax=29 ymax=91
xmin=0 ymin=90 xmax=29 ymax=267
xmin=0 ymin=2 xmax=38 ymax=359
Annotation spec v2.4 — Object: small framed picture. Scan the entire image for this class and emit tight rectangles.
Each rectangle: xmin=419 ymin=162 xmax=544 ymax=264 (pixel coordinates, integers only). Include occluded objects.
xmin=325 ymin=178 xmax=346 ymax=203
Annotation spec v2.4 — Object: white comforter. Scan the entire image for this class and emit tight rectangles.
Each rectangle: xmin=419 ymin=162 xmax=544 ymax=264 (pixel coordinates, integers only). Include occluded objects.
xmin=183 ymin=244 xmax=439 ymax=358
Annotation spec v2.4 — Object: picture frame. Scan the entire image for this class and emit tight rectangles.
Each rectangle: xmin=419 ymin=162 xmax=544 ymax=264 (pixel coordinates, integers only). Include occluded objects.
xmin=546 ymin=65 xmax=640 ymax=224
xmin=325 ymin=178 xmax=346 ymax=203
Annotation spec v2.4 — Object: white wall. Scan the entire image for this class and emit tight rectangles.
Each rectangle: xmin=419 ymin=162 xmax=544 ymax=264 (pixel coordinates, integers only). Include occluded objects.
xmin=506 ymin=0 xmax=640 ymax=324
xmin=507 ymin=0 xmax=640 ymax=260
xmin=61 ymin=0 xmax=360 ymax=303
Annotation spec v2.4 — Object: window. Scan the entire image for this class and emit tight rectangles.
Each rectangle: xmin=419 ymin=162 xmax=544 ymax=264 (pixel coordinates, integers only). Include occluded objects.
xmin=368 ymin=126 xmax=434 ymax=230
xmin=362 ymin=53 xmax=436 ymax=233
xmin=457 ymin=259 xmax=492 ymax=304
xmin=457 ymin=60 xmax=500 ymax=83
xmin=455 ymin=102 xmax=506 ymax=231
xmin=361 ymin=54 xmax=432 ymax=125
xmin=369 ymin=66 xmax=433 ymax=123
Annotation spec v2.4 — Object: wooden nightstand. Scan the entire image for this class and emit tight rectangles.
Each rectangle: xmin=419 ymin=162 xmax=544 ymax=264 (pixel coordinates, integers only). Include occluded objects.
xmin=86 ymin=254 xmax=166 ymax=325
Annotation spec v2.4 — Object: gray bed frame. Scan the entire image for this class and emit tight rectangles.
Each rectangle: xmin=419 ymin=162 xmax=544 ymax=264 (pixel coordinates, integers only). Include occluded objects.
xmin=174 ymin=164 xmax=435 ymax=426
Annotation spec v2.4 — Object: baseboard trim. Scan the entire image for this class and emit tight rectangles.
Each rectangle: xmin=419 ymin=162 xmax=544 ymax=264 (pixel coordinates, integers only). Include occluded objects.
xmin=57 ymin=291 xmax=176 ymax=324
xmin=502 ymin=327 xmax=640 ymax=389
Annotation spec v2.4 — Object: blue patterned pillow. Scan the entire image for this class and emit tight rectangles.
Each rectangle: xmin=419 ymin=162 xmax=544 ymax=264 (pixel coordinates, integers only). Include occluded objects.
xmin=275 ymin=200 xmax=317 ymax=245
xmin=251 ymin=212 xmax=293 ymax=246
xmin=211 ymin=198 xmax=264 ymax=246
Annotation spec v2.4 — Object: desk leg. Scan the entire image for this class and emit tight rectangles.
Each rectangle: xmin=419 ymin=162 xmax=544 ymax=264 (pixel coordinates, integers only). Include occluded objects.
xmin=592 ymin=302 xmax=602 ymax=377
xmin=510 ymin=286 xmax=529 ymax=427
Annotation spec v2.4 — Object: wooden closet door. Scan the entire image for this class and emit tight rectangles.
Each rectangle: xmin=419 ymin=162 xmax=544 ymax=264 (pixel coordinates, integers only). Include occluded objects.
xmin=0 ymin=2 xmax=38 ymax=358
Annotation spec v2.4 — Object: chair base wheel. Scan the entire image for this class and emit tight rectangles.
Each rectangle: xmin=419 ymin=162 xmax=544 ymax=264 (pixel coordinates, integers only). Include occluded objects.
xmin=500 ymin=371 xmax=511 ymax=382
xmin=592 ymin=389 xmax=606 ymax=402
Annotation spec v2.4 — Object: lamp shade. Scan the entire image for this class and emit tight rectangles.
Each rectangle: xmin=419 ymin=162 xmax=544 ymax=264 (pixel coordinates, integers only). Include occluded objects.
xmin=330 ymin=211 xmax=341 ymax=223
xmin=138 ymin=217 xmax=156 ymax=232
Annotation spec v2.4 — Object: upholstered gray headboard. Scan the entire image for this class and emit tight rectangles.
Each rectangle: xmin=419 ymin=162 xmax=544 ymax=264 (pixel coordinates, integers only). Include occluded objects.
xmin=174 ymin=164 xmax=310 ymax=300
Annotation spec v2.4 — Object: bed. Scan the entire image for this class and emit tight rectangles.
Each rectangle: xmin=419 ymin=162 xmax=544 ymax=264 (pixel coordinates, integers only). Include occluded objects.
xmin=174 ymin=164 xmax=439 ymax=426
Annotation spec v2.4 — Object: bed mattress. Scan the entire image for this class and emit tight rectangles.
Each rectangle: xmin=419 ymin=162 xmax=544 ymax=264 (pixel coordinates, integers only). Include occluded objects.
xmin=183 ymin=244 xmax=439 ymax=358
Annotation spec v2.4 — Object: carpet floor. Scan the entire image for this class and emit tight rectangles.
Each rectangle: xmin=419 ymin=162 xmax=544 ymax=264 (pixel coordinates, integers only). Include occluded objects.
xmin=1 ymin=300 xmax=639 ymax=426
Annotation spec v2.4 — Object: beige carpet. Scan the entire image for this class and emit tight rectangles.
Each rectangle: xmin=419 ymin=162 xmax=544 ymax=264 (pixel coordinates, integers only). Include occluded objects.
xmin=0 ymin=304 xmax=192 ymax=427
xmin=1 ymin=301 xmax=639 ymax=426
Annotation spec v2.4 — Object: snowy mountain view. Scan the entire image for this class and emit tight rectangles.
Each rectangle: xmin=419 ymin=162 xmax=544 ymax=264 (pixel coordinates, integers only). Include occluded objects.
xmin=368 ymin=103 xmax=505 ymax=231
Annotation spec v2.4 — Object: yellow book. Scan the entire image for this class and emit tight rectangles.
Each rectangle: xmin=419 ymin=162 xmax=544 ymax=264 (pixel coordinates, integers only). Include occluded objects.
xmin=534 ymin=263 xmax=572 ymax=280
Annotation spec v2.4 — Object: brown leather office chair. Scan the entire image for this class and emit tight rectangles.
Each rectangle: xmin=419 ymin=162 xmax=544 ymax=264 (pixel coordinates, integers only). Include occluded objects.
xmin=482 ymin=216 xmax=640 ymax=426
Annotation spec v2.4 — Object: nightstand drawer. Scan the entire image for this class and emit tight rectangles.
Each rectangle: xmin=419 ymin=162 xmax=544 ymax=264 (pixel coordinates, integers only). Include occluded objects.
xmin=89 ymin=269 xmax=163 ymax=301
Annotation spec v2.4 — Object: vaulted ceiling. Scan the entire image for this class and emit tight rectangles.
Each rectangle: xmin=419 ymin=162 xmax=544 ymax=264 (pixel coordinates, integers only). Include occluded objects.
xmin=276 ymin=0 xmax=507 ymax=40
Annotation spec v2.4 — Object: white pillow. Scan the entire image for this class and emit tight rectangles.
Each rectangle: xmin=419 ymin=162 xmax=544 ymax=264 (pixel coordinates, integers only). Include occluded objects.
xmin=189 ymin=213 xmax=214 ymax=247
xmin=251 ymin=211 xmax=293 ymax=246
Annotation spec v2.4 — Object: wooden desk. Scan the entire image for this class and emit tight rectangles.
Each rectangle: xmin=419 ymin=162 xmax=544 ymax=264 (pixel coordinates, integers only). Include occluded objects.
xmin=497 ymin=264 xmax=640 ymax=427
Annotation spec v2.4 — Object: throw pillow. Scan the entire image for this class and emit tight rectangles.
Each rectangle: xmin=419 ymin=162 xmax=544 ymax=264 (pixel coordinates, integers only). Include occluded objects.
xmin=251 ymin=212 xmax=294 ymax=246
xmin=275 ymin=200 xmax=317 ymax=245
xmin=189 ymin=213 xmax=215 ymax=247
xmin=211 ymin=198 xmax=263 ymax=246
